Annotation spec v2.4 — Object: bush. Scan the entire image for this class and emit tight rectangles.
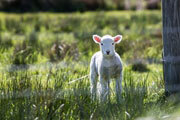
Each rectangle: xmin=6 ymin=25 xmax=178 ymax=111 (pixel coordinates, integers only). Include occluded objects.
xmin=0 ymin=33 xmax=13 ymax=50
xmin=131 ymin=62 xmax=149 ymax=72
xmin=48 ymin=42 xmax=79 ymax=62
xmin=12 ymin=41 xmax=38 ymax=65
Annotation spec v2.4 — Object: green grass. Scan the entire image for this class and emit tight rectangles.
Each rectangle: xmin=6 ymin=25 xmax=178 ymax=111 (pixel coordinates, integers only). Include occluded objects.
xmin=0 ymin=10 xmax=162 ymax=64
xmin=0 ymin=10 xmax=180 ymax=119
xmin=0 ymin=63 xmax=178 ymax=119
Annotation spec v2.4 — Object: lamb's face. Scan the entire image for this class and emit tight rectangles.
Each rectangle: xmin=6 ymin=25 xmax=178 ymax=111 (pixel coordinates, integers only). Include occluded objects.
xmin=100 ymin=37 xmax=115 ymax=56
xmin=93 ymin=35 xmax=122 ymax=57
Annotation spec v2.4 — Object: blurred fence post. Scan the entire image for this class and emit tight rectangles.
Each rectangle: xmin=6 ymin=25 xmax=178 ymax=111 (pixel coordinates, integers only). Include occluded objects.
xmin=162 ymin=0 xmax=180 ymax=95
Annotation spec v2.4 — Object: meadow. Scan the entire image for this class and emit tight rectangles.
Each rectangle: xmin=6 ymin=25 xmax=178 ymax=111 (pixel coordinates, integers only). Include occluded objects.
xmin=0 ymin=11 xmax=180 ymax=120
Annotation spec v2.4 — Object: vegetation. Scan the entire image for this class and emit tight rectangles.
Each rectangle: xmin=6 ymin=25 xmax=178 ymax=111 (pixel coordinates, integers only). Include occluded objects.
xmin=0 ymin=11 xmax=179 ymax=119
xmin=0 ymin=0 xmax=160 ymax=12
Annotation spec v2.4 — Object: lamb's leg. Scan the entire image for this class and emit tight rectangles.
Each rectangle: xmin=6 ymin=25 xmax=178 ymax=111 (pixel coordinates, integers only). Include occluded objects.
xmin=90 ymin=70 xmax=97 ymax=100
xmin=115 ymin=70 xmax=123 ymax=102
xmin=99 ymin=76 xmax=109 ymax=102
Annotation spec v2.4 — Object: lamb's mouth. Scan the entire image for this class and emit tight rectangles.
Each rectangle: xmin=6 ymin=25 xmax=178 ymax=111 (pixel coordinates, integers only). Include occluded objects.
xmin=106 ymin=51 xmax=110 ymax=55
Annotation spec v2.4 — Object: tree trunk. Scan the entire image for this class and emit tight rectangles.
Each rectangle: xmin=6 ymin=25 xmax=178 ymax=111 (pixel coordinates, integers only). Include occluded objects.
xmin=162 ymin=0 xmax=180 ymax=95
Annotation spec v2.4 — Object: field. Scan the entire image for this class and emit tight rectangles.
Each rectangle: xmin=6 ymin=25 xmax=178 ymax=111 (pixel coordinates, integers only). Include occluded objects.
xmin=0 ymin=11 xmax=180 ymax=119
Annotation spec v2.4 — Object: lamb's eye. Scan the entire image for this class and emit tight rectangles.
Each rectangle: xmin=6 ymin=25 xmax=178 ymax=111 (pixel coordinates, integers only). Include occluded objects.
xmin=112 ymin=43 xmax=114 ymax=45
xmin=101 ymin=43 xmax=103 ymax=46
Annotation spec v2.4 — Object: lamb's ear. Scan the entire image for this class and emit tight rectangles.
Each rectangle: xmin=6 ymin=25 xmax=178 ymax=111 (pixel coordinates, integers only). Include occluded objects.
xmin=114 ymin=35 xmax=122 ymax=44
xmin=93 ymin=35 xmax=101 ymax=43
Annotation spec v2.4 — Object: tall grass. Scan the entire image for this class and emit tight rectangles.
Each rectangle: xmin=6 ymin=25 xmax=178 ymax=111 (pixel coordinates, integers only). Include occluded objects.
xmin=0 ymin=64 xmax=167 ymax=120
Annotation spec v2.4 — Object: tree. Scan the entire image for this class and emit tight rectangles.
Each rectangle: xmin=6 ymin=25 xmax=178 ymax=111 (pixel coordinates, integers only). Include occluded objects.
xmin=162 ymin=0 xmax=180 ymax=95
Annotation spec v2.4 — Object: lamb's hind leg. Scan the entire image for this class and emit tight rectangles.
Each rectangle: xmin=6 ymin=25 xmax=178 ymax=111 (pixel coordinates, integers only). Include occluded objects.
xmin=115 ymin=70 xmax=123 ymax=102
xmin=90 ymin=70 xmax=97 ymax=100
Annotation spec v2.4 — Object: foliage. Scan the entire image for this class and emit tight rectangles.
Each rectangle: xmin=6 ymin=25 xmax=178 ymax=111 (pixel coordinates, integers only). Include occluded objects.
xmin=0 ymin=0 xmax=161 ymax=12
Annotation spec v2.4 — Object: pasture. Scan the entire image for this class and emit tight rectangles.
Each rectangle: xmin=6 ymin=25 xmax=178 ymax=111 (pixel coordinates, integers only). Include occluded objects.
xmin=0 ymin=11 xmax=179 ymax=119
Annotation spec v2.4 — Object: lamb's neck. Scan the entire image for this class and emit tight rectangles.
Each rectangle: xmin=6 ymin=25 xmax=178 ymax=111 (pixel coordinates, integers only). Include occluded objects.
xmin=102 ymin=55 xmax=115 ymax=61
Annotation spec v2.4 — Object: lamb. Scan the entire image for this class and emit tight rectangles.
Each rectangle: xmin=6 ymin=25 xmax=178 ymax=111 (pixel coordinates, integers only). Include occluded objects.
xmin=90 ymin=34 xmax=123 ymax=102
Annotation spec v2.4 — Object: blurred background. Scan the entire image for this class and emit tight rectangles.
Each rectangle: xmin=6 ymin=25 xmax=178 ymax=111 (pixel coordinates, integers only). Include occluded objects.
xmin=0 ymin=0 xmax=163 ymax=68
xmin=0 ymin=0 xmax=161 ymax=12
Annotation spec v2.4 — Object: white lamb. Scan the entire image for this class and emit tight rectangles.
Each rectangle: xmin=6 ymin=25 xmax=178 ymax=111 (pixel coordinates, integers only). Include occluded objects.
xmin=90 ymin=34 xmax=123 ymax=102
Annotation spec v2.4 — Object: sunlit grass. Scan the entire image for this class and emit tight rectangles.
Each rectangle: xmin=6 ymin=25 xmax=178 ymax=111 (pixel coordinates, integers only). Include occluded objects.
xmin=0 ymin=63 xmax=163 ymax=119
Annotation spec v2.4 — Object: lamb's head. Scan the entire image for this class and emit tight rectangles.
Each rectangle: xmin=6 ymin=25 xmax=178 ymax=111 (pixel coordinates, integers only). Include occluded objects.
xmin=93 ymin=35 xmax=122 ymax=57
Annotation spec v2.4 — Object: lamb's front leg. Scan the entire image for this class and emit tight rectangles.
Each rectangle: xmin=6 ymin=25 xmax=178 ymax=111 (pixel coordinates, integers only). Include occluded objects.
xmin=99 ymin=76 xmax=109 ymax=102
xmin=115 ymin=70 xmax=123 ymax=102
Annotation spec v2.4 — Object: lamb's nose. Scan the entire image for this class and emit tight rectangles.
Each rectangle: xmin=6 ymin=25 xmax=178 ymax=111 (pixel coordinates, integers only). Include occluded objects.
xmin=106 ymin=50 xmax=110 ymax=55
